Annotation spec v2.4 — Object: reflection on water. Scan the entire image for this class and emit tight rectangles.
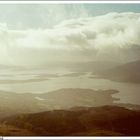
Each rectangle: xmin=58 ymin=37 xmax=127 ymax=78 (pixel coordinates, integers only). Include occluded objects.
xmin=0 ymin=71 xmax=139 ymax=105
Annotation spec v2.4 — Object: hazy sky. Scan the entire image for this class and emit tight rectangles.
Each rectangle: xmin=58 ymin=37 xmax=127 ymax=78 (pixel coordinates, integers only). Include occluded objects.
xmin=0 ymin=4 xmax=140 ymax=66
xmin=0 ymin=4 xmax=140 ymax=29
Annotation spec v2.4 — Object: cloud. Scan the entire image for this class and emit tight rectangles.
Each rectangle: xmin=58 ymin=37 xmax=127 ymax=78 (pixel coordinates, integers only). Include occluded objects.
xmin=1 ymin=12 xmax=140 ymax=66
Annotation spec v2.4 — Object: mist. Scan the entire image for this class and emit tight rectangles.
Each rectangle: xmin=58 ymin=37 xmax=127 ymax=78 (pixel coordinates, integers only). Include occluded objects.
xmin=0 ymin=12 xmax=140 ymax=66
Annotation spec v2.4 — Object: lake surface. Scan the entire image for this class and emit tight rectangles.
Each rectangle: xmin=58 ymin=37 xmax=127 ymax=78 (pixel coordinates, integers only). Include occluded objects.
xmin=0 ymin=70 xmax=139 ymax=105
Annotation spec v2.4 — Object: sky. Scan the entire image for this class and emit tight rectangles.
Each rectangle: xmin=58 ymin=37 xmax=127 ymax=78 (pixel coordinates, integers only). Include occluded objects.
xmin=0 ymin=4 xmax=140 ymax=29
xmin=0 ymin=4 xmax=140 ymax=66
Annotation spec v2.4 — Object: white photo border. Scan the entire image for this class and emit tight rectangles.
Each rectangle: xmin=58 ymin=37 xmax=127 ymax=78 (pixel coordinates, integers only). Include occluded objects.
xmin=0 ymin=1 xmax=140 ymax=139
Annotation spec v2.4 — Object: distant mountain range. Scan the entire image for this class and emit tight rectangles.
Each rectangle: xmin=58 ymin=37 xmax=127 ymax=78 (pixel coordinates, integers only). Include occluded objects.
xmin=1 ymin=106 xmax=140 ymax=136
xmin=93 ymin=60 xmax=140 ymax=83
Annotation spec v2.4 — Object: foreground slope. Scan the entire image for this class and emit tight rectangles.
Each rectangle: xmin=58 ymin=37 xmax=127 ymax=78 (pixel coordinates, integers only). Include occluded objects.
xmin=1 ymin=106 xmax=140 ymax=136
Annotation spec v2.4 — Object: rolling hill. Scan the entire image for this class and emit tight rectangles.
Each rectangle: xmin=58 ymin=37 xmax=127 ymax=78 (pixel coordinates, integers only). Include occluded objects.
xmin=0 ymin=88 xmax=119 ymax=119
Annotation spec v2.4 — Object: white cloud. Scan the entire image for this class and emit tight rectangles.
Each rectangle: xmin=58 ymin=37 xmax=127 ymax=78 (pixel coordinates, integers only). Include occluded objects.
xmin=1 ymin=12 xmax=140 ymax=66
